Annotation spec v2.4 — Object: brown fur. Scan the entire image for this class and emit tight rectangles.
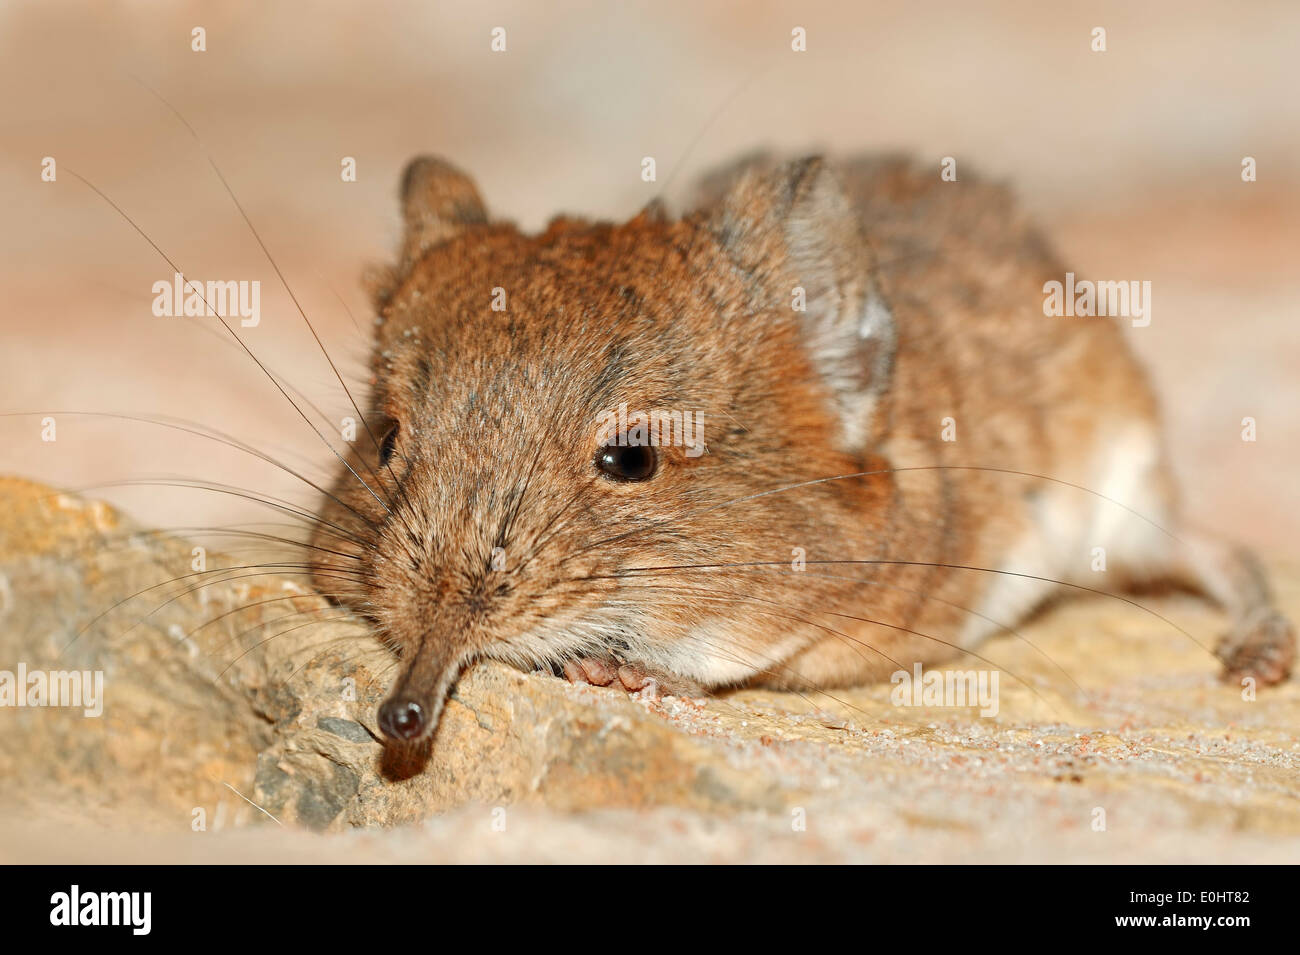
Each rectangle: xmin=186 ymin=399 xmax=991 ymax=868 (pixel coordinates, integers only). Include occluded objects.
xmin=311 ymin=154 xmax=1294 ymax=747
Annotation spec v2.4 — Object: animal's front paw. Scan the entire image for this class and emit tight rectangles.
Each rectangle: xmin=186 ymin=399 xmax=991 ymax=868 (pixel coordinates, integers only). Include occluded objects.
xmin=1217 ymin=608 xmax=1296 ymax=686
xmin=561 ymin=656 xmax=621 ymax=688
xmin=560 ymin=657 xmax=704 ymax=699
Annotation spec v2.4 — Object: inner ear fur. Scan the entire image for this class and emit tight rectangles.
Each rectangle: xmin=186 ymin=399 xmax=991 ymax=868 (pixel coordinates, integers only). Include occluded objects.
xmin=709 ymin=156 xmax=897 ymax=452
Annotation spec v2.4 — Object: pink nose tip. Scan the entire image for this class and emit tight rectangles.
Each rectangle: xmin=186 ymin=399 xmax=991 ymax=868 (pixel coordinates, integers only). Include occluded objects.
xmin=378 ymin=697 xmax=427 ymax=741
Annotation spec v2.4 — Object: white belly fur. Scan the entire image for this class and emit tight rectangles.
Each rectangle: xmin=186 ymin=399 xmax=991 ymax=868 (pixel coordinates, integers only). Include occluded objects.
xmin=957 ymin=422 xmax=1173 ymax=648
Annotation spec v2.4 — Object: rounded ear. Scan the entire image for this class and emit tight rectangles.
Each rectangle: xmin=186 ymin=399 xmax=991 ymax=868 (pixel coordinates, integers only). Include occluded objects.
xmin=709 ymin=157 xmax=897 ymax=452
xmin=398 ymin=156 xmax=488 ymax=268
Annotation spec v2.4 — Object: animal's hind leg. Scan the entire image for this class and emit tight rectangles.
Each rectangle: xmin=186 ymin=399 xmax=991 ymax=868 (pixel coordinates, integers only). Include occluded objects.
xmin=1076 ymin=424 xmax=1293 ymax=686
xmin=1164 ymin=530 xmax=1295 ymax=685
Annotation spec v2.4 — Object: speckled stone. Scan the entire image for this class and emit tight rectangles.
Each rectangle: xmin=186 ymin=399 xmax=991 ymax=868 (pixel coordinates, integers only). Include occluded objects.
xmin=1 ymin=476 xmax=1297 ymax=862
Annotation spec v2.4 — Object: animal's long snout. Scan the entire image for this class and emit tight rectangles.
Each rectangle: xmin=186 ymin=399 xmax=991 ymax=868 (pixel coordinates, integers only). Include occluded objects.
xmin=376 ymin=637 xmax=460 ymax=744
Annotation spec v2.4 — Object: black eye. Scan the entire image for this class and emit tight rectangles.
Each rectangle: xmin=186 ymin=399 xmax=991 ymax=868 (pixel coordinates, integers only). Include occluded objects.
xmin=596 ymin=443 xmax=657 ymax=482
xmin=378 ymin=422 xmax=399 ymax=466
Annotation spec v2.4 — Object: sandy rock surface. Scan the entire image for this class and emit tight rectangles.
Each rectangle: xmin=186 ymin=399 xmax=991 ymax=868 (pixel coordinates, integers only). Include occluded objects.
xmin=0 ymin=476 xmax=1296 ymax=863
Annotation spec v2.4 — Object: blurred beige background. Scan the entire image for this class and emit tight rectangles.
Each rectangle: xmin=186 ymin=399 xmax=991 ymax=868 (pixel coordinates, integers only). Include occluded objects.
xmin=1 ymin=0 xmax=1297 ymax=554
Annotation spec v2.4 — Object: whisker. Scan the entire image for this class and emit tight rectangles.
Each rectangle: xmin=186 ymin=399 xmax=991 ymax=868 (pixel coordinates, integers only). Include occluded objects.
xmin=65 ymin=564 xmax=366 ymax=654
xmin=597 ymin=558 xmax=1216 ymax=660
xmin=628 ymin=564 xmax=1086 ymax=698
xmin=274 ymin=634 xmax=390 ymax=695
xmin=651 ymin=58 xmax=781 ymax=204
xmin=207 ymin=602 xmax=356 ymax=663
xmin=214 ymin=612 xmax=363 ymax=682
xmin=69 ymin=477 xmax=368 ymax=551
xmin=606 ymin=580 xmax=1060 ymax=715
xmin=184 ymin=590 xmax=355 ymax=649
xmin=133 ymin=77 xmax=428 ymax=543
xmin=4 ymin=405 xmax=378 ymax=538
xmin=573 ymin=593 xmax=886 ymax=724
xmin=571 ymin=463 xmax=1185 ymax=559
xmin=61 ymin=166 xmax=393 ymax=522
xmin=799 ymin=569 xmax=1086 ymax=698
xmin=82 ymin=523 xmax=361 ymax=566
xmin=513 ymin=481 xmax=597 ymax=573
